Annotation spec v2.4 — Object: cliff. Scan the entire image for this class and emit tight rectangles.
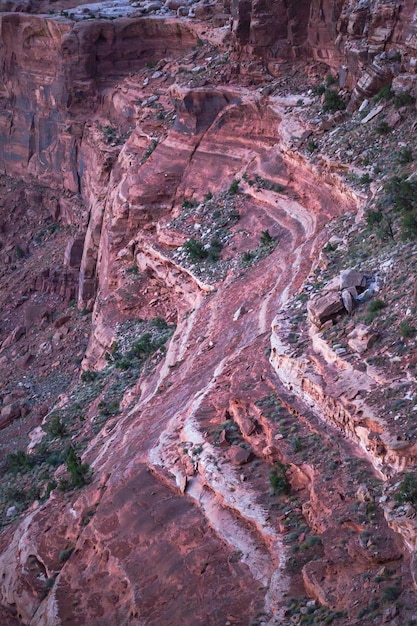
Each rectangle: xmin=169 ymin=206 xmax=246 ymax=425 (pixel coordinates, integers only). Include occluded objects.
xmin=1 ymin=2 xmax=417 ymax=625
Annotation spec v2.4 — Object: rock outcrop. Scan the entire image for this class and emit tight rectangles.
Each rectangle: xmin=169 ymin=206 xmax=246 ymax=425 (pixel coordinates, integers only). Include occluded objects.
xmin=1 ymin=2 xmax=417 ymax=625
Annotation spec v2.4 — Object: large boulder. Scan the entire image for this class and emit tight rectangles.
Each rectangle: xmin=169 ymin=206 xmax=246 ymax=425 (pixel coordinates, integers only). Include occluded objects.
xmin=347 ymin=324 xmax=378 ymax=353
xmin=308 ymin=292 xmax=344 ymax=327
xmin=340 ymin=269 xmax=367 ymax=290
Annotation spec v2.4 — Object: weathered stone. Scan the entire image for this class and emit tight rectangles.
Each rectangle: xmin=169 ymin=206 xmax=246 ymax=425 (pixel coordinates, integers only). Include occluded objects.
xmin=308 ymin=293 xmax=344 ymax=327
xmin=218 ymin=429 xmax=230 ymax=447
xmin=385 ymin=109 xmax=402 ymax=129
xmin=64 ymin=236 xmax=85 ymax=269
xmin=0 ymin=403 xmax=21 ymax=429
xmin=0 ymin=325 xmax=25 ymax=351
xmin=54 ymin=315 xmax=72 ymax=329
xmin=341 ymin=287 xmax=356 ymax=314
xmin=356 ymin=484 xmax=373 ymax=502
xmin=347 ymin=324 xmax=378 ymax=353
xmin=339 ymin=269 xmax=366 ymax=290
xmin=239 ymin=415 xmax=257 ymax=436
xmin=229 ymin=446 xmax=251 ymax=465
xmin=360 ymin=104 xmax=385 ymax=124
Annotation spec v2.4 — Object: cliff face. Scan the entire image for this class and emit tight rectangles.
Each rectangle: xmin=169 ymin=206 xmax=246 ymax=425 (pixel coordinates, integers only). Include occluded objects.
xmin=1 ymin=3 xmax=417 ymax=626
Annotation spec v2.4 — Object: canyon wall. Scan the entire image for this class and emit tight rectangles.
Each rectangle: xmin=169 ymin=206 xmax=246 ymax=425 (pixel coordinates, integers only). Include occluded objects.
xmin=1 ymin=3 xmax=417 ymax=626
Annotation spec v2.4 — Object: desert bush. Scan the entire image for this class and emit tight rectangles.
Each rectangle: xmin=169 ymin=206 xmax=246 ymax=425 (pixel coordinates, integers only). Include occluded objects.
xmin=59 ymin=547 xmax=74 ymax=563
xmin=183 ymin=238 xmax=208 ymax=261
xmin=376 ymin=121 xmax=390 ymax=135
xmin=374 ymin=85 xmax=393 ymax=101
xmin=7 ymin=451 xmax=36 ymax=474
xmin=395 ymin=472 xmax=417 ymax=505
xmin=394 ymin=91 xmax=415 ymax=108
xmin=65 ymin=446 xmax=91 ymax=488
xmin=396 ymin=147 xmax=413 ymax=164
xmin=269 ymin=461 xmax=291 ymax=495
xmin=368 ymin=299 xmax=387 ymax=313
xmin=228 ymin=179 xmax=240 ymax=195
xmin=46 ymin=414 xmax=67 ymax=438
xmin=323 ymin=90 xmax=345 ymax=113
xmin=399 ymin=319 xmax=416 ymax=338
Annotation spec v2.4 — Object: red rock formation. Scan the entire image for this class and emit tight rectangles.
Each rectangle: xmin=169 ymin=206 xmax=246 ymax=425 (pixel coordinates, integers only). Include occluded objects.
xmin=2 ymin=4 xmax=417 ymax=626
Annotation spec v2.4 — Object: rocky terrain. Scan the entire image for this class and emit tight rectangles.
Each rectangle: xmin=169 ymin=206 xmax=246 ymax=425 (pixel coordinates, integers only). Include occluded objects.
xmin=2 ymin=1 xmax=417 ymax=625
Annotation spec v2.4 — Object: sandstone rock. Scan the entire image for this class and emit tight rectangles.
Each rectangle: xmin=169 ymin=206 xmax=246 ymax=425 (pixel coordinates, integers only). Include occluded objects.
xmin=0 ymin=325 xmax=25 ymax=350
xmin=307 ymin=292 xmax=344 ymax=327
xmin=229 ymin=446 xmax=251 ymax=465
xmin=64 ymin=236 xmax=85 ymax=269
xmin=165 ymin=0 xmax=187 ymax=10
xmin=347 ymin=324 xmax=378 ymax=353
xmin=339 ymin=269 xmax=366 ymax=290
xmin=262 ymin=445 xmax=277 ymax=459
xmin=239 ymin=415 xmax=257 ymax=436
xmin=0 ymin=403 xmax=21 ymax=429
xmin=28 ymin=426 xmax=47 ymax=452
xmin=361 ymin=104 xmax=385 ymax=124
xmin=219 ymin=429 xmax=230 ymax=447
xmin=383 ymin=605 xmax=398 ymax=622
xmin=341 ymin=287 xmax=356 ymax=314
xmin=386 ymin=109 xmax=402 ymax=129
xmin=356 ymin=483 xmax=373 ymax=502
xmin=54 ymin=315 xmax=72 ymax=329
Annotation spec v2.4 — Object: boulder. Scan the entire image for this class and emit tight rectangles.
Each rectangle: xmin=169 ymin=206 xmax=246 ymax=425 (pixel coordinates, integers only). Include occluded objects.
xmin=239 ymin=416 xmax=257 ymax=437
xmin=0 ymin=403 xmax=22 ymax=429
xmin=0 ymin=325 xmax=25 ymax=351
xmin=229 ymin=446 xmax=251 ymax=466
xmin=218 ymin=429 xmax=230 ymax=447
xmin=347 ymin=324 xmax=378 ymax=353
xmin=308 ymin=293 xmax=344 ymax=327
xmin=340 ymin=269 xmax=366 ymax=290
xmin=341 ymin=288 xmax=354 ymax=314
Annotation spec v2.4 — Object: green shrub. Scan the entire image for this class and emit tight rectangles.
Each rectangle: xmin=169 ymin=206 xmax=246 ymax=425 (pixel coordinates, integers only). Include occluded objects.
xmin=228 ymin=179 xmax=240 ymax=195
xmin=385 ymin=176 xmax=417 ymax=213
xmin=381 ymin=585 xmax=400 ymax=602
xmin=81 ymin=370 xmax=98 ymax=383
xmin=182 ymin=199 xmax=196 ymax=209
xmin=183 ymin=238 xmax=208 ymax=261
xmin=207 ymin=238 xmax=223 ymax=262
xmin=151 ymin=317 xmax=169 ymax=331
xmin=14 ymin=245 xmax=26 ymax=259
xmin=307 ymin=140 xmax=318 ymax=153
xmin=141 ymin=139 xmax=158 ymax=163
xmin=376 ymin=121 xmax=390 ymax=135
xmin=395 ymin=472 xmax=417 ymax=505
xmin=399 ymin=319 xmax=416 ymax=338
xmin=65 ymin=446 xmax=91 ymax=488
xmin=323 ymin=90 xmax=345 ymax=113
xmin=394 ymin=91 xmax=415 ymax=108
xmin=313 ymin=84 xmax=326 ymax=96
xmin=290 ymin=437 xmax=302 ymax=453
xmin=396 ymin=147 xmax=413 ymax=164
xmin=46 ymin=415 xmax=67 ymax=438
xmin=260 ymin=230 xmax=275 ymax=246
xmin=368 ymin=299 xmax=387 ymax=313
xmin=59 ymin=547 xmax=74 ymax=563
xmin=401 ymin=211 xmax=417 ymax=239
xmin=374 ymin=85 xmax=393 ymax=102
xmin=360 ymin=173 xmax=372 ymax=185
xmin=269 ymin=462 xmax=291 ymax=495
xmin=7 ymin=451 xmax=36 ymax=474
xmin=241 ymin=251 xmax=254 ymax=264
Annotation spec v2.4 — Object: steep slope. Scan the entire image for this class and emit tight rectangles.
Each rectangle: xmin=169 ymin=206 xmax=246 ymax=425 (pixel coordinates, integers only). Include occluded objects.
xmin=1 ymin=3 xmax=417 ymax=626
